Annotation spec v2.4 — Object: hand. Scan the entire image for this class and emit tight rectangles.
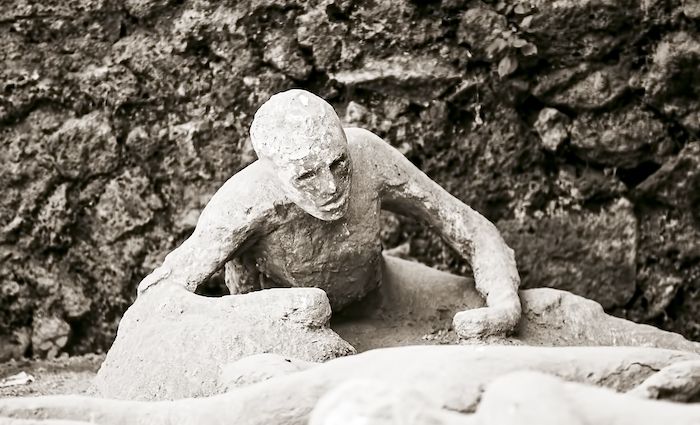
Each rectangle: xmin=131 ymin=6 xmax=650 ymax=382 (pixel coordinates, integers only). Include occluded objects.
xmin=137 ymin=266 xmax=171 ymax=297
xmin=453 ymin=302 xmax=521 ymax=340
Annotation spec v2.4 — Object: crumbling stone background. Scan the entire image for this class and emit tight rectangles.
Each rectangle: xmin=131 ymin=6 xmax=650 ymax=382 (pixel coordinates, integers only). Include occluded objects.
xmin=1 ymin=0 xmax=698 ymax=359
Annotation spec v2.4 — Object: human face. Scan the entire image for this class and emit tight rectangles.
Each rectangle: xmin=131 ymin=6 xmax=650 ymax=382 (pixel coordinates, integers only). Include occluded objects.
xmin=271 ymin=133 xmax=352 ymax=221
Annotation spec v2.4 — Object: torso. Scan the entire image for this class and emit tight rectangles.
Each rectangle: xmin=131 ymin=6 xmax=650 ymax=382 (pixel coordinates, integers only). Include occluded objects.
xmin=227 ymin=131 xmax=385 ymax=310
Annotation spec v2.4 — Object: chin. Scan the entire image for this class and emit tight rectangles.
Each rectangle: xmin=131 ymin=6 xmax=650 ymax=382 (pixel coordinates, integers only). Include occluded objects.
xmin=310 ymin=208 xmax=346 ymax=221
xmin=307 ymin=200 xmax=349 ymax=221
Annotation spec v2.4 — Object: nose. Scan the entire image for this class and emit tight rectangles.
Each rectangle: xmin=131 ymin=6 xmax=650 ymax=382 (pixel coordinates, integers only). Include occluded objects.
xmin=319 ymin=168 xmax=337 ymax=196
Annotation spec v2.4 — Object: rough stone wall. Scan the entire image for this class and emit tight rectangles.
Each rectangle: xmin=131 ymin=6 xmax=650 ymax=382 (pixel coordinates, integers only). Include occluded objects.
xmin=1 ymin=0 xmax=698 ymax=358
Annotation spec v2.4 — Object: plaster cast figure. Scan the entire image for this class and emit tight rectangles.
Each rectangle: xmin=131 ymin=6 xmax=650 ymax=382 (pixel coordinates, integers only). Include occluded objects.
xmin=310 ymin=370 xmax=700 ymax=425
xmin=137 ymin=89 xmax=521 ymax=339
xmin=2 ymin=346 xmax=700 ymax=425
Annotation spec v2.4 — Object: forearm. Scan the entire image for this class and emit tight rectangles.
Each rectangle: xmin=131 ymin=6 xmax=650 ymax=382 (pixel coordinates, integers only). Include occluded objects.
xmin=361 ymin=127 xmax=521 ymax=334
xmin=155 ymin=239 xmax=217 ymax=292
xmin=468 ymin=216 xmax=520 ymax=304
xmin=422 ymin=193 xmax=522 ymax=337
xmin=436 ymin=203 xmax=519 ymax=294
xmin=136 ymin=162 xmax=275 ymax=296
xmin=381 ymin=172 xmax=521 ymax=304
xmin=139 ymin=231 xmax=234 ymax=295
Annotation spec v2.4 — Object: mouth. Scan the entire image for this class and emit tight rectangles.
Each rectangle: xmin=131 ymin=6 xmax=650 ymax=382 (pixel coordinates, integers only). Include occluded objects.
xmin=318 ymin=193 xmax=347 ymax=212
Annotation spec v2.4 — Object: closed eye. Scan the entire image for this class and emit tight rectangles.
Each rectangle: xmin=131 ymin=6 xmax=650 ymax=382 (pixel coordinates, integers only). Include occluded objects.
xmin=296 ymin=171 xmax=314 ymax=181
xmin=330 ymin=155 xmax=346 ymax=171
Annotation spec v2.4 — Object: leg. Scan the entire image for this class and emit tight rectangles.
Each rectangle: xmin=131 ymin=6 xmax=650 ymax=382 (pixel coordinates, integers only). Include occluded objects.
xmin=224 ymin=256 xmax=262 ymax=295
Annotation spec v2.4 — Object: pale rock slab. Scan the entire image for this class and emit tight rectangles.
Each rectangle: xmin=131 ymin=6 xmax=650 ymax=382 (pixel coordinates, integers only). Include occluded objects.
xmin=628 ymin=360 xmax=700 ymax=402
xmin=329 ymin=56 xmax=461 ymax=103
xmin=2 ymin=345 xmax=699 ymax=425
xmin=313 ymin=370 xmax=700 ymax=425
xmin=516 ymin=288 xmax=700 ymax=352
xmin=309 ymin=379 xmax=467 ymax=425
xmin=475 ymin=370 xmax=700 ymax=425
xmin=92 ymin=284 xmax=354 ymax=400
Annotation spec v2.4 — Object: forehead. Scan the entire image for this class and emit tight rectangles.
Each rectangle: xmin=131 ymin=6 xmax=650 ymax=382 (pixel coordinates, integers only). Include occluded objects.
xmin=281 ymin=141 xmax=347 ymax=170
xmin=270 ymin=126 xmax=347 ymax=166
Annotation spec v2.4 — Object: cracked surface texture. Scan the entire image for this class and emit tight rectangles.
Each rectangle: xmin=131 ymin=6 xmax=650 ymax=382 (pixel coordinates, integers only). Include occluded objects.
xmin=1 ymin=0 xmax=699 ymax=358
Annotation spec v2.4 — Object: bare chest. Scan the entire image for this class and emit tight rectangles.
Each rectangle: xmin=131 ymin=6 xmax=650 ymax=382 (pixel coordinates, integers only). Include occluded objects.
xmin=251 ymin=193 xmax=383 ymax=309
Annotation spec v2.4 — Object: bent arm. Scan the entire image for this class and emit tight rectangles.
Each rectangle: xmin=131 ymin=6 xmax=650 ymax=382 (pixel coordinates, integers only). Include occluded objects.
xmin=351 ymin=128 xmax=521 ymax=337
xmin=138 ymin=163 xmax=277 ymax=295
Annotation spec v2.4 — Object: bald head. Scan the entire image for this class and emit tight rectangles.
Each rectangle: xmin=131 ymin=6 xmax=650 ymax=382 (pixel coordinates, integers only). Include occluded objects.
xmin=250 ymin=89 xmax=347 ymax=163
xmin=250 ymin=89 xmax=352 ymax=221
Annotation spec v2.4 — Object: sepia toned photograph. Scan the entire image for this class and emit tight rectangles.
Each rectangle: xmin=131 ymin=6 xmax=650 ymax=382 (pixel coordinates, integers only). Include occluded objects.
xmin=1 ymin=0 xmax=699 ymax=423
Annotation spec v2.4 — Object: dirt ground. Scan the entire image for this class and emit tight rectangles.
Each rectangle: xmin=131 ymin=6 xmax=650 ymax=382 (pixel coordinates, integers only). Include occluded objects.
xmin=0 ymin=354 xmax=103 ymax=398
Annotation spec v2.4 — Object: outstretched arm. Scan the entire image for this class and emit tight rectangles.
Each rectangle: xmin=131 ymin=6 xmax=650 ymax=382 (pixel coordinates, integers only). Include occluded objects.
xmin=137 ymin=163 xmax=278 ymax=296
xmin=350 ymin=128 xmax=521 ymax=339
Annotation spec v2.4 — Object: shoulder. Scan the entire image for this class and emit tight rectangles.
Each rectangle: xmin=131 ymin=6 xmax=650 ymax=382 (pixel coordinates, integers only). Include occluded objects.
xmin=221 ymin=160 xmax=273 ymax=191
xmin=214 ymin=160 xmax=272 ymax=198
xmin=344 ymin=127 xmax=428 ymax=195
xmin=344 ymin=126 xmax=415 ymax=173
xmin=199 ymin=160 xmax=287 ymax=222
xmin=344 ymin=127 xmax=386 ymax=149
xmin=344 ymin=127 xmax=398 ymax=166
